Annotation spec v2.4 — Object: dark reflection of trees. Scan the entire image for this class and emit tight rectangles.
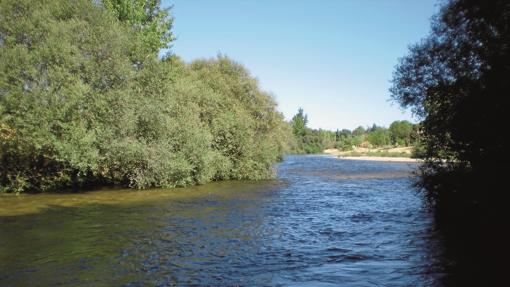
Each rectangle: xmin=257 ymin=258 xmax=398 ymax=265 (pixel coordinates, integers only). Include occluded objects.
xmin=391 ymin=0 xmax=509 ymax=284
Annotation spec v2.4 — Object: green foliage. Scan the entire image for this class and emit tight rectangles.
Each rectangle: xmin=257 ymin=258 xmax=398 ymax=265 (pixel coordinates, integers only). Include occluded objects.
xmin=289 ymin=109 xmax=334 ymax=154
xmin=334 ymin=129 xmax=352 ymax=150
xmin=300 ymin=130 xmax=325 ymax=154
xmin=335 ymin=129 xmax=350 ymax=141
xmin=410 ymin=139 xmax=426 ymax=159
xmin=332 ymin=121 xmax=418 ymax=151
xmin=0 ymin=0 xmax=289 ymax=193
xmin=389 ymin=120 xmax=413 ymax=146
xmin=1 ymin=0 xmax=135 ymax=192
xmin=291 ymin=108 xmax=307 ymax=137
xmin=352 ymin=126 xmax=365 ymax=136
xmin=318 ymin=129 xmax=336 ymax=149
xmin=102 ymin=0 xmax=174 ymax=60
xmin=186 ymin=56 xmax=289 ymax=180
xmin=287 ymin=108 xmax=418 ymax=154
xmin=367 ymin=127 xmax=391 ymax=146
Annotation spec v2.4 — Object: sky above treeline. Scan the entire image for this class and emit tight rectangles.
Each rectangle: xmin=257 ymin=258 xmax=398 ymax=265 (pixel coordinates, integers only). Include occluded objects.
xmin=162 ymin=0 xmax=439 ymax=131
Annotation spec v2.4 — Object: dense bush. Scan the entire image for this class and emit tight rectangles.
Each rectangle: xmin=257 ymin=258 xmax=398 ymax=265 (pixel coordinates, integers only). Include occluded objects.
xmin=0 ymin=0 xmax=290 ymax=193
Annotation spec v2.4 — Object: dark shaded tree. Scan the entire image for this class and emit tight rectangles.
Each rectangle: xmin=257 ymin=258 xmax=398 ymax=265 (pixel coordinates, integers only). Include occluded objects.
xmin=391 ymin=0 xmax=509 ymax=220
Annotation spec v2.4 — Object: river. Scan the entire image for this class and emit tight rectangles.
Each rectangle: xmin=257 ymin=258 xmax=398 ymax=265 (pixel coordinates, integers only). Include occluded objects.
xmin=1 ymin=155 xmax=451 ymax=286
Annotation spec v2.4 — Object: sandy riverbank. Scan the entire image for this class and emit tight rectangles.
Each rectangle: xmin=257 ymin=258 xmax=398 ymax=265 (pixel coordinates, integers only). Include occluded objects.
xmin=324 ymin=148 xmax=422 ymax=163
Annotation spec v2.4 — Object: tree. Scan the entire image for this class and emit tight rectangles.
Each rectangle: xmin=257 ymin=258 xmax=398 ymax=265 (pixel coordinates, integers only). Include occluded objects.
xmin=352 ymin=126 xmax=365 ymax=136
xmin=336 ymin=129 xmax=351 ymax=141
xmin=367 ymin=123 xmax=378 ymax=133
xmin=367 ymin=127 xmax=391 ymax=146
xmin=288 ymin=109 xmax=330 ymax=154
xmin=291 ymin=108 xmax=308 ymax=137
xmin=0 ymin=0 xmax=137 ymax=192
xmin=391 ymin=0 xmax=509 ymax=217
xmin=0 ymin=0 xmax=290 ymax=193
xmin=318 ymin=129 xmax=336 ymax=149
xmin=389 ymin=120 xmax=413 ymax=146
xmin=334 ymin=129 xmax=353 ymax=150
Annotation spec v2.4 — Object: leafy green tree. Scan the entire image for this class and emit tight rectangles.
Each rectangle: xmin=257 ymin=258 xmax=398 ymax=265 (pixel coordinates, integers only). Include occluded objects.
xmin=102 ymin=0 xmax=174 ymax=61
xmin=0 ymin=0 xmax=136 ymax=192
xmin=291 ymin=108 xmax=308 ymax=137
xmin=334 ymin=129 xmax=352 ymax=149
xmin=352 ymin=126 xmax=365 ymax=136
xmin=301 ymin=130 xmax=325 ymax=154
xmin=318 ymin=129 xmax=336 ymax=149
xmin=288 ymin=108 xmax=330 ymax=154
xmin=389 ymin=120 xmax=413 ymax=146
xmin=338 ymin=129 xmax=351 ymax=138
xmin=0 ymin=0 xmax=290 ymax=193
xmin=367 ymin=127 xmax=391 ymax=146
xmin=367 ymin=123 xmax=378 ymax=133
xmin=187 ymin=55 xmax=290 ymax=180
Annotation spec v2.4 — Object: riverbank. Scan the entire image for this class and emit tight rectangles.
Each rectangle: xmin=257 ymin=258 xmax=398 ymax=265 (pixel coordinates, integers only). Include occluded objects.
xmin=324 ymin=148 xmax=422 ymax=163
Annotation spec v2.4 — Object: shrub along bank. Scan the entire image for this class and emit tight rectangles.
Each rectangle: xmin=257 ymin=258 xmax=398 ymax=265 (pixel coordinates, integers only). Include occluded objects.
xmin=0 ymin=0 xmax=291 ymax=193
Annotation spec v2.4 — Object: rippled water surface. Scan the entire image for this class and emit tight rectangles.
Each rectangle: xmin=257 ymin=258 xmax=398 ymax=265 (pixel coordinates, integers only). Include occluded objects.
xmin=0 ymin=155 xmax=448 ymax=286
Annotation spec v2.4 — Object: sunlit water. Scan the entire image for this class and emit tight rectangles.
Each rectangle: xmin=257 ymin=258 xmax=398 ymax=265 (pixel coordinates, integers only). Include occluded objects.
xmin=0 ymin=155 xmax=449 ymax=286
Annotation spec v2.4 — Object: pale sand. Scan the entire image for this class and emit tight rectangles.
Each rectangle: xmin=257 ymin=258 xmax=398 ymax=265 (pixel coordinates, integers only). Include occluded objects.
xmin=338 ymin=156 xmax=421 ymax=163
xmin=323 ymin=148 xmax=422 ymax=163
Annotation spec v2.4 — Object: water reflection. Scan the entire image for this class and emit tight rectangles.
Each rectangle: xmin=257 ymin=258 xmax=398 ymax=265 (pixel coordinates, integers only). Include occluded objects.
xmin=1 ymin=155 xmax=457 ymax=286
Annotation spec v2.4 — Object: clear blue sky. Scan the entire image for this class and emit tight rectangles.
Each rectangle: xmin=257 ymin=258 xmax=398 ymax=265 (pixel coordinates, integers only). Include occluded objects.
xmin=162 ymin=0 xmax=439 ymax=130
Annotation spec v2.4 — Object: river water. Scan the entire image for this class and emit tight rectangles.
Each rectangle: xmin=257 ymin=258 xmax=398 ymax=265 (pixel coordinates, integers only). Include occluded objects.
xmin=0 ymin=155 xmax=450 ymax=286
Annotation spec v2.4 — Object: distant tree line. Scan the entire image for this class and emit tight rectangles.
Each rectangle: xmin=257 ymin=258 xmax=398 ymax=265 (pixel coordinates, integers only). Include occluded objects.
xmin=289 ymin=108 xmax=419 ymax=154
xmin=0 ymin=0 xmax=291 ymax=193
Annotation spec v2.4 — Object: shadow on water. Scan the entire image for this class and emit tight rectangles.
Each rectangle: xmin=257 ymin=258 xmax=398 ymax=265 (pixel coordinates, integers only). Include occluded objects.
xmin=413 ymin=159 xmax=509 ymax=285
xmin=0 ymin=155 xmax=495 ymax=286
xmin=429 ymin=198 xmax=508 ymax=286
